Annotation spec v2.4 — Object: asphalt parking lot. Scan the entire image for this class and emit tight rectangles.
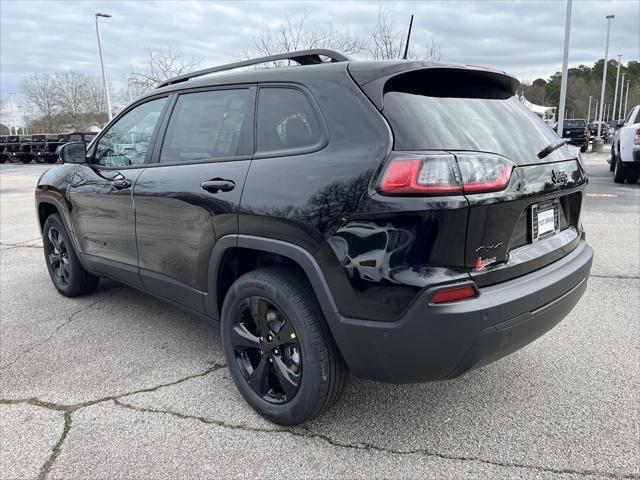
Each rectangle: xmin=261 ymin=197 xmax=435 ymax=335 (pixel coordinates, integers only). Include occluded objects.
xmin=0 ymin=152 xmax=638 ymax=480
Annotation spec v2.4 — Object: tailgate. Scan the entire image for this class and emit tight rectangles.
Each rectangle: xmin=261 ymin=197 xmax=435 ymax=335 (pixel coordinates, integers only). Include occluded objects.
xmin=464 ymin=159 xmax=586 ymax=286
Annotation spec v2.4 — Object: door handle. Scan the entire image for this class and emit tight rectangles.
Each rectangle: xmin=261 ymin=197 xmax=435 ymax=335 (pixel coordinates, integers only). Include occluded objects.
xmin=201 ymin=179 xmax=235 ymax=193
xmin=112 ymin=179 xmax=131 ymax=189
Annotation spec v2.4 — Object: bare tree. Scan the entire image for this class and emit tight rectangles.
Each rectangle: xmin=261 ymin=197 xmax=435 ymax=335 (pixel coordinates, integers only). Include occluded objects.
xmin=55 ymin=71 xmax=89 ymax=130
xmin=20 ymin=74 xmax=59 ymax=129
xmin=365 ymin=8 xmax=442 ymax=61
xmin=0 ymin=96 xmax=13 ymax=134
xmin=129 ymin=46 xmax=202 ymax=93
xmin=241 ymin=8 xmax=441 ymax=65
xmin=240 ymin=11 xmax=363 ymax=66
xmin=84 ymin=76 xmax=110 ymax=128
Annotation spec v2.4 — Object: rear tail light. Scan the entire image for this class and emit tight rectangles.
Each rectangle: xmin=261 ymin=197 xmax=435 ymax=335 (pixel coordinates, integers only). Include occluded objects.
xmin=429 ymin=284 xmax=478 ymax=304
xmin=634 ymin=128 xmax=640 ymax=145
xmin=583 ymin=128 xmax=589 ymax=137
xmin=378 ymin=152 xmax=513 ymax=196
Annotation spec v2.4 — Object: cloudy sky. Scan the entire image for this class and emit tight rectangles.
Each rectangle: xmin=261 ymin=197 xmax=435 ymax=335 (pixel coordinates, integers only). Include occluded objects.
xmin=1 ymin=0 xmax=638 ymax=103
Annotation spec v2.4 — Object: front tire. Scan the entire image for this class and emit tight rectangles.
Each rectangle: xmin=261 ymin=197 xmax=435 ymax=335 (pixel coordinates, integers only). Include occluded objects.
xmin=43 ymin=214 xmax=99 ymax=297
xmin=609 ymin=147 xmax=616 ymax=172
xmin=221 ymin=267 xmax=348 ymax=425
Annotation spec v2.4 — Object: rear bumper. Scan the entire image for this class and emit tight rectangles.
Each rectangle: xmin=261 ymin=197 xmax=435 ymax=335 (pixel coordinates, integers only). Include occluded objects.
xmin=328 ymin=238 xmax=593 ymax=383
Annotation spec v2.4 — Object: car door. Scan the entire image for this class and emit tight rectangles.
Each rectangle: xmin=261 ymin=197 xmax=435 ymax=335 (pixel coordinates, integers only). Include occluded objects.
xmin=69 ymin=95 xmax=170 ymax=287
xmin=133 ymin=86 xmax=255 ymax=314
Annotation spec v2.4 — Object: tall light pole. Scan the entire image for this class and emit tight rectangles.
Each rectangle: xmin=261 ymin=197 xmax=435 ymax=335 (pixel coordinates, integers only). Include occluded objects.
xmin=611 ymin=55 xmax=622 ymax=125
xmin=617 ymin=73 xmax=626 ymax=122
xmin=623 ymin=80 xmax=630 ymax=120
xmin=557 ymin=0 xmax=572 ymax=137
xmin=587 ymin=95 xmax=592 ymax=122
xmin=95 ymin=12 xmax=113 ymax=121
xmin=595 ymin=14 xmax=614 ymax=147
xmin=7 ymin=92 xmax=18 ymax=136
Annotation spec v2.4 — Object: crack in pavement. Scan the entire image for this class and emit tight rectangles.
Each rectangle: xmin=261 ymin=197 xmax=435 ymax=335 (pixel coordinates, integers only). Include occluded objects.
xmin=589 ymin=273 xmax=639 ymax=280
xmin=38 ymin=412 xmax=71 ymax=480
xmin=0 ymin=363 xmax=226 ymax=479
xmin=0 ymin=286 xmax=123 ymax=370
xmin=0 ymin=237 xmax=44 ymax=250
xmin=2 ymin=363 xmax=638 ymax=479
xmin=111 ymin=399 xmax=639 ymax=480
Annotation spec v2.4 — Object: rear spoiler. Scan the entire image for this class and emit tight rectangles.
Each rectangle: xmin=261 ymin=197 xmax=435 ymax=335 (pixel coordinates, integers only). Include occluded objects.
xmin=348 ymin=62 xmax=519 ymax=110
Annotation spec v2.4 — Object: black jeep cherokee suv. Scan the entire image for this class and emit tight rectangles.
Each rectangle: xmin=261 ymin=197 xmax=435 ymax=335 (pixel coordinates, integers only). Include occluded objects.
xmin=36 ymin=50 xmax=593 ymax=425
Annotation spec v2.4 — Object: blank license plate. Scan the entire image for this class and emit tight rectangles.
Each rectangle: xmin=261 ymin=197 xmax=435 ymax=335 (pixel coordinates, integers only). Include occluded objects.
xmin=532 ymin=201 xmax=558 ymax=241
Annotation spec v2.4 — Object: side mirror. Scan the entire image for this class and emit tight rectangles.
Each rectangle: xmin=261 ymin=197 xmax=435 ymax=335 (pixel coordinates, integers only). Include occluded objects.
xmin=57 ymin=142 xmax=87 ymax=164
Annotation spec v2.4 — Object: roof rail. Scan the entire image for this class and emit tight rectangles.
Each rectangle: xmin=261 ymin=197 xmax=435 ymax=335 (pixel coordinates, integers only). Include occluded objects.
xmin=157 ymin=49 xmax=350 ymax=88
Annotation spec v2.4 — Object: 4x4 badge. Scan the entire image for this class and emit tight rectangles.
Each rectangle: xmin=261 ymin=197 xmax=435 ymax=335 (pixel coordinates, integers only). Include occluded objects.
xmin=475 ymin=256 xmax=497 ymax=270
xmin=551 ymin=169 xmax=568 ymax=184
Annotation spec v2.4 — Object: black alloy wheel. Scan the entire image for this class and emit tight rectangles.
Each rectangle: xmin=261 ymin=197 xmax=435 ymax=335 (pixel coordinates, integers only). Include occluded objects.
xmin=232 ymin=296 xmax=301 ymax=404
xmin=46 ymin=226 xmax=71 ymax=286
xmin=42 ymin=214 xmax=99 ymax=297
xmin=221 ymin=267 xmax=348 ymax=425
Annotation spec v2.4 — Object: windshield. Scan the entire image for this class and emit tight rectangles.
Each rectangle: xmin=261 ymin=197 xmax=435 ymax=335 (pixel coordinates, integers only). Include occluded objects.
xmin=383 ymin=93 xmax=572 ymax=165
xmin=564 ymin=120 xmax=586 ymax=128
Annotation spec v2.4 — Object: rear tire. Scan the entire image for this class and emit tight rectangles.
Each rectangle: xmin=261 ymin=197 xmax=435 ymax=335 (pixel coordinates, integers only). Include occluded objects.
xmin=221 ymin=266 xmax=348 ymax=425
xmin=580 ymin=143 xmax=588 ymax=153
xmin=43 ymin=214 xmax=99 ymax=297
xmin=613 ymin=150 xmax=627 ymax=184
xmin=19 ymin=156 xmax=32 ymax=164
xmin=626 ymin=166 xmax=640 ymax=184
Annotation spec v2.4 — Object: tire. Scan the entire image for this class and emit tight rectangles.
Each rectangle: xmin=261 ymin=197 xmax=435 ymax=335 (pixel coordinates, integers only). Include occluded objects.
xmin=609 ymin=147 xmax=616 ymax=172
xmin=580 ymin=143 xmax=588 ymax=153
xmin=35 ymin=156 xmax=47 ymax=164
xmin=43 ymin=214 xmax=99 ymax=297
xmin=19 ymin=156 xmax=32 ymax=164
xmin=626 ymin=165 xmax=640 ymax=184
xmin=613 ymin=150 xmax=627 ymax=184
xmin=46 ymin=156 xmax=59 ymax=164
xmin=221 ymin=266 xmax=348 ymax=425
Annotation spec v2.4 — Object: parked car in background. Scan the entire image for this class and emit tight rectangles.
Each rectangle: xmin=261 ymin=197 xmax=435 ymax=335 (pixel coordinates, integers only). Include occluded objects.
xmin=6 ymin=135 xmax=23 ymax=163
xmin=31 ymin=134 xmax=64 ymax=164
xmin=588 ymin=122 xmax=609 ymax=142
xmin=561 ymin=119 xmax=589 ymax=152
xmin=37 ymin=49 xmax=593 ymax=425
xmin=0 ymin=136 xmax=7 ymax=163
xmin=610 ymin=105 xmax=640 ymax=184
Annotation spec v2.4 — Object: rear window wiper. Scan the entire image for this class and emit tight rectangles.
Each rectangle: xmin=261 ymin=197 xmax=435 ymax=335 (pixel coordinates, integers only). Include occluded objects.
xmin=537 ymin=139 xmax=568 ymax=159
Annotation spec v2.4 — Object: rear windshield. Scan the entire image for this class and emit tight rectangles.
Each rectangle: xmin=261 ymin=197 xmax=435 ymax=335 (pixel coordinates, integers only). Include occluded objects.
xmin=564 ymin=120 xmax=586 ymax=128
xmin=383 ymin=92 xmax=567 ymax=164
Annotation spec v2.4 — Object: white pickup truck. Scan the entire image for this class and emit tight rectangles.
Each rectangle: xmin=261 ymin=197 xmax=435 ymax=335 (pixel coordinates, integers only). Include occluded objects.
xmin=610 ymin=104 xmax=640 ymax=184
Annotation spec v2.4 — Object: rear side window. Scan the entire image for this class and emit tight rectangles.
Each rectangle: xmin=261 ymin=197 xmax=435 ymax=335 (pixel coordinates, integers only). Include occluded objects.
xmin=160 ymin=89 xmax=249 ymax=163
xmin=256 ymin=87 xmax=323 ymax=154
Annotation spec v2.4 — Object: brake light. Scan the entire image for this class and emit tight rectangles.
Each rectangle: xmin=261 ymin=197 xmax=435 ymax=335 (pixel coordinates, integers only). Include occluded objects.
xmin=583 ymin=128 xmax=589 ymax=137
xmin=635 ymin=128 xmax=640 ymax=145
xmin=429 ymin=284 xmax=478 ymax=304
xmin=379 ymin=152 xmax=513 ymax=196
xmin=378 ymin=155 xmax=461 ymax=195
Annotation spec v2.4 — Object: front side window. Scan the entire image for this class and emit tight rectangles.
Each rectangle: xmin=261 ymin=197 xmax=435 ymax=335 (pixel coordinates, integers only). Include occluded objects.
xmin=256 ymin=87 xmax=323 ymax=153
xmin=94 ymin=97 xmax=167 ymax=167
xmin=160 ymin=89 xmax=250 ymax=163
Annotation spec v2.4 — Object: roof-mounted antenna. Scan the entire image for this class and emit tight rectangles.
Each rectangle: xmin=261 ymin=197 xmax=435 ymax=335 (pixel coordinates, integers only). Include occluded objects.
xmin=401 ymin=14 xmax=414 ymax=60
